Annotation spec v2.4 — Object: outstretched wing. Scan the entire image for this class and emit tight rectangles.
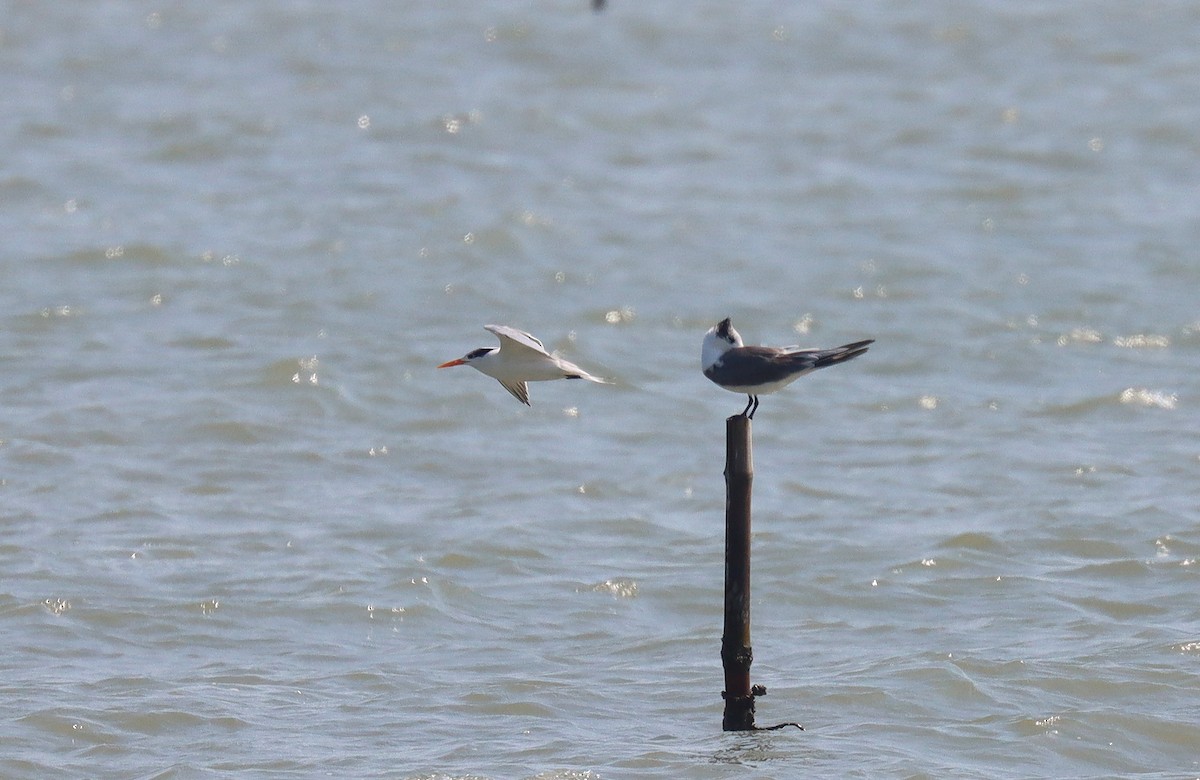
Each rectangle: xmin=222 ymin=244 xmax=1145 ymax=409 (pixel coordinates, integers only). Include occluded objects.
xmin=496 ymin=378 xmax=531 ymax=406
xmin=484 ymin=324 xmax=552 ymax=358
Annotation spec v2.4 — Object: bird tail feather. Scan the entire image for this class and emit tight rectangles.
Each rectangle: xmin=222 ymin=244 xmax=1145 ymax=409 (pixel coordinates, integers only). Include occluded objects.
xmin=567 ymin=373 xmax=610 ymax=384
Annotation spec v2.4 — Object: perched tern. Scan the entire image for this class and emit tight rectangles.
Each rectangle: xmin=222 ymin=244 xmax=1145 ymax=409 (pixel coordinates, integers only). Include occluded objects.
xmin=702 ymin=318 xmax=873 ymax=419
xmin=437 ymin=324 xmax=609 ymax=406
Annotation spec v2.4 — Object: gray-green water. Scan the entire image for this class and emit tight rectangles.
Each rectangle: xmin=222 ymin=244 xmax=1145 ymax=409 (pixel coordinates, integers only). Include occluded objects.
xmin=3 ymin=2 xmax=1199 ymax=777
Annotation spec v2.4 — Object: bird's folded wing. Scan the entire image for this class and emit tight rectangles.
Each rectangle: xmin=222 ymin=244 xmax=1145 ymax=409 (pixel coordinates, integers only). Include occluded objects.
xmin=717 ymin=346 xmax=814 ymax=384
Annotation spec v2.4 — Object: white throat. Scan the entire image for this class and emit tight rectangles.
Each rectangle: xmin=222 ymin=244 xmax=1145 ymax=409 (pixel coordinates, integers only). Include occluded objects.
xmin=701 ymin=326 xmax=741 ymax=371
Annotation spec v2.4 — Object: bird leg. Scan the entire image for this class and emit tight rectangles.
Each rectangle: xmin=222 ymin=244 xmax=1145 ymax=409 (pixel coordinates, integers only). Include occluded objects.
xmin=741 ymin=395 xmax=759 ymax=419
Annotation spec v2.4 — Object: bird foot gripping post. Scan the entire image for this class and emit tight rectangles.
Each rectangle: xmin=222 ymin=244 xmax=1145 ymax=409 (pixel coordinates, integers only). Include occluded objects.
xmin=721 ymin=414 xmax=803 ymax=732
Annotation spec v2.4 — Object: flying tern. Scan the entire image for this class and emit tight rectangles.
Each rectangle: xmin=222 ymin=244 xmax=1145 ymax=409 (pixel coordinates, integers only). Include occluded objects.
xmin=437 ymin=324 xmax=609 ymax=406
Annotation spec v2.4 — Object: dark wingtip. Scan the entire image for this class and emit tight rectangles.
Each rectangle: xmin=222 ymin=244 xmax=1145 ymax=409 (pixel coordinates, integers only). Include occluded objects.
xmin=838 ymin=340 xmax=874 ymax=363
xmin=839 ymin=338 xmax=874 ymax=354
xmin=811 ymin=339 xmax=875 ymax=368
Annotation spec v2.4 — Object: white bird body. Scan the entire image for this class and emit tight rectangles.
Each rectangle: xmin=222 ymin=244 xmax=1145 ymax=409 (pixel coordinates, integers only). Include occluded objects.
xmin=438 ymin=324 xmax=608 ymax=406
xmin=702 ymin=318 xmax=872 ymax=418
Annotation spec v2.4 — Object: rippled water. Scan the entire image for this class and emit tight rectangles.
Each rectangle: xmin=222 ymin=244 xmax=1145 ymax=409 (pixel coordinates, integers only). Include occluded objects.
xmin=3 ymin=2 xmax=1199 ymax=778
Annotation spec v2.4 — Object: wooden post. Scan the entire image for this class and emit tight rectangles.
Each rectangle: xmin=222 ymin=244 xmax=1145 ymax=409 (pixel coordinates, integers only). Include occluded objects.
xmin=721 ymin=414 xmax=756 ymax=731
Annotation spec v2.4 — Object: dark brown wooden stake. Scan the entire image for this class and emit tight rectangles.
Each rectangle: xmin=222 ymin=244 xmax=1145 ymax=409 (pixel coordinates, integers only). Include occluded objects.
xmin=721 ymin=414 xmax=756 ymax=731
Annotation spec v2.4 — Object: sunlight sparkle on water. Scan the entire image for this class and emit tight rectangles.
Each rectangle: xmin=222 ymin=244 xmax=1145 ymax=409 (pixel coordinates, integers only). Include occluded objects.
xmin=1119 ymin=388 xmax=1176 ymax=409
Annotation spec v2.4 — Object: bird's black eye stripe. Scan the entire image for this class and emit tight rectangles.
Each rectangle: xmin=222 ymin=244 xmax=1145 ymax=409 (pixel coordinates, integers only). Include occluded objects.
xmin=466 ymin=348 xmax=491 ymax=359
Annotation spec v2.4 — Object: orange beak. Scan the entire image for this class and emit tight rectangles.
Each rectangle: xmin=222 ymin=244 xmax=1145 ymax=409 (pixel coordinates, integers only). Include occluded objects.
xmin=436 ymin=358 xmax=466 ymax=368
